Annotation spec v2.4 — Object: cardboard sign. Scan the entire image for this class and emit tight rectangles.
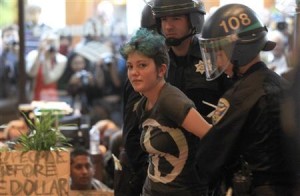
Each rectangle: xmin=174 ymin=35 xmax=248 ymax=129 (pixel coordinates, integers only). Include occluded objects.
xmin=69 ymin=190 xmax=114 ymax=196
xmin=0 ymin=150 xmax=70 ymax=196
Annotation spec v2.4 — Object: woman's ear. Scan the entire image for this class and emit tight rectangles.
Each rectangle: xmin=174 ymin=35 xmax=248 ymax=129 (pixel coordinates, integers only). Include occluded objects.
xmin=159 ymin=63 xmax=167 ymax=78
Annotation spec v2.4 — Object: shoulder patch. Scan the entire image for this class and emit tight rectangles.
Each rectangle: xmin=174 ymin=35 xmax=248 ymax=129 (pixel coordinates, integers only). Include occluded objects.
xmin=212 ymin=98 xmax=230 ymax=125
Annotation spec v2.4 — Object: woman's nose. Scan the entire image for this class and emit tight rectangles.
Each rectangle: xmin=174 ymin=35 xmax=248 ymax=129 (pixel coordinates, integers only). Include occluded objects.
xmin=128 ymin=68 xmax=139 ymax=76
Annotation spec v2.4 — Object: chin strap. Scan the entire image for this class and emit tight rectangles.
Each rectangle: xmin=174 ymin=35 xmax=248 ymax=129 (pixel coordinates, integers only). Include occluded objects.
xmin=165 ymin=28 xmax=196 ymax=46
xmin=231 ymin=60 xmax=240 ymax=81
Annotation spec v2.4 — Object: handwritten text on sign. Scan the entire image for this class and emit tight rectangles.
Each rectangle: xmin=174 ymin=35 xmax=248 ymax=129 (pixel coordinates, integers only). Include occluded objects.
xmin=0 ymin=150 xmax=70 ymax=196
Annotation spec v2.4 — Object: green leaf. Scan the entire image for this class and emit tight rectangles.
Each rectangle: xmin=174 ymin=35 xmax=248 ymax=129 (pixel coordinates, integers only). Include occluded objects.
xmin=17 ymin=111 xmax=72 ymax=151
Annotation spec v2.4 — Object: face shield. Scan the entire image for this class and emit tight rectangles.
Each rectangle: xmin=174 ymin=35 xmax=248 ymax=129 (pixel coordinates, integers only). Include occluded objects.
xmin=143 ymin=0 xmax=153 ymax=7
xmin=199 ymin=34 xmax=238 ymax=81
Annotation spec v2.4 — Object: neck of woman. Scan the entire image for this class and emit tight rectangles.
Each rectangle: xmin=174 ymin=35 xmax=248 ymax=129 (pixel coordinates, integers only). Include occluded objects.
xmin=145 ymin=81 xmax=166 ymax=110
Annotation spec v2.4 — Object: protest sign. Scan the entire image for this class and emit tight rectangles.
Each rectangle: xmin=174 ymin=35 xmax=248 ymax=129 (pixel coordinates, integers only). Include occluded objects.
xmin=0 ymin=150 xmax=70 ymax=196
xmin=69 ymin=190 xmax=114 ymax=196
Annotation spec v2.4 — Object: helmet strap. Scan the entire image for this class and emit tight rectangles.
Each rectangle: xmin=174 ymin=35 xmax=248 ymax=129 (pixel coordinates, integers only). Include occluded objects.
xmin=232 ymin=60 xmax=241 ymax=80
xmin=165 ymin=28 xmax=196 ymax=46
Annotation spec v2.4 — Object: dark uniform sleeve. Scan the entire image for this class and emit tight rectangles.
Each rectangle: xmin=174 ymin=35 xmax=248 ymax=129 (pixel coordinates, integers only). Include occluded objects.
xmin=195 ymin=82 xmax=265 ymax=187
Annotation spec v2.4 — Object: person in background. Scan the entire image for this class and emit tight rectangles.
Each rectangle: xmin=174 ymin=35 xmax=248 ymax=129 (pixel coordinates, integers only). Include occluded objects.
xmin=151 ymin=0 xmax=232 ymax=121
xmin=26 ymin=31 xmax=67 ymax=101
xmin=103 ymin=129 xmax=123 ymax=188
xmin=56 ymin=35 xmax=75 ymax=101
xmin=0 ymin=117 xmax=29 ymax=150
xmin=90 ymin=52 xmax=123 ymax=125
xmin=195 ymin=4 xmax=299 ymax=195
xmin=59 ymin=34 xmax=73 ymax=57
xmin=3 ymin=118 xmax=29 ymax=142
xmin=82 ymin=0 xmax=114 ymax=43
xmin=114 ymin=4 xmax=157 ymax=196
xmin=0 ymin=24 xmax=19 ymax=99
xmin=280 ymin=59 xmax=300 ymax=196
xmin=70 ymin=147 xmax=112 ymax=191
xmin=92 ymin=119 xmax=120 ymax=155
xmin=266 ymin=30 xmax=290 ymax=75
xmin=120 ymin=28 xmax=211 ymax=196
xmin=24 ymin=4 xmax=53 ymax=100
xmin=66 ymin=52 xmax=94 ymax=114
xmin=24 ymin=4 xmax=52 ymax=55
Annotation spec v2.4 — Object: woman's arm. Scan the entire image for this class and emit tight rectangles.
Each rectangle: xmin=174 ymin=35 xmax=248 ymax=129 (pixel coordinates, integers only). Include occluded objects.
xmin=182 ymin=108 xmax=212 ymax=138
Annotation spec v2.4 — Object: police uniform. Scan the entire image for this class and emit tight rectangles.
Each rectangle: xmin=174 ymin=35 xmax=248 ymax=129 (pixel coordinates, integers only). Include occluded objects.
xmin=196 ymin=62 xmax=298 ymax=195
xmin=167 ymin=36 xmax=232 ymax=118
xmin=151 ymin=0 xmax=232 ymax=119
xmin=114 ymin=79 xmax=148 ymax=196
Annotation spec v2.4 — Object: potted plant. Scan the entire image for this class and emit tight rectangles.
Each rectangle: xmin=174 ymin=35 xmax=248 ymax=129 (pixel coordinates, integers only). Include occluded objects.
xmin=0 ymin=111 xmax=72 ymax=196
xmin=17 ymin=110 xmax=71 ymax=151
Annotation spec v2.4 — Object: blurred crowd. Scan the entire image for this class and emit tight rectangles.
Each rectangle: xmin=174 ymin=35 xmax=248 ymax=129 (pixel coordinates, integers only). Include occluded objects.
xmin=0 ymin=2 xmax=126 ymax=192
xmin=0 ymin=3 xmax=127 ymax=125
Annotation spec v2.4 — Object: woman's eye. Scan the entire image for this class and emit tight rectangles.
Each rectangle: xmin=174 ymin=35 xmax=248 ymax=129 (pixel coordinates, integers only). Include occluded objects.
xmin=126 ymin=64 xmax=132 ymax=69
xmin=139 ymin=63 xmax=147 ymax=68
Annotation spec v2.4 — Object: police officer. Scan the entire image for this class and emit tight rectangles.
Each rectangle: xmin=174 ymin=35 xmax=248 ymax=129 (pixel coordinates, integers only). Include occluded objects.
xmin=195 ymin=4 xmax=298 ymax=195
xmin=151 ymin=0 xmax=232 ymax=119
xmin=114 ymin=4 xmax=156 ymax=196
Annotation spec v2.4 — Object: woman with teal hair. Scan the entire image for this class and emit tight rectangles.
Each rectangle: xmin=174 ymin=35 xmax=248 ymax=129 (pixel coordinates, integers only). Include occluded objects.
xmin=120 ymin=28 xmax=211 ymax=196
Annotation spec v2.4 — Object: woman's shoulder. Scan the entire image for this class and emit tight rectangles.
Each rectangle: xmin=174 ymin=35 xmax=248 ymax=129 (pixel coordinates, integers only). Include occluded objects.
xmin=159 ymin=83 xmax=194 ymax=106
xmin=161 ymin=83 xmax=188 ymax=99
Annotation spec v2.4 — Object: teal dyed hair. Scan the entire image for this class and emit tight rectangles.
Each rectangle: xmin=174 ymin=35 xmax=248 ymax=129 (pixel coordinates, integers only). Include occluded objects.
xmin=120 ymin=28 xmax=169 ymax=69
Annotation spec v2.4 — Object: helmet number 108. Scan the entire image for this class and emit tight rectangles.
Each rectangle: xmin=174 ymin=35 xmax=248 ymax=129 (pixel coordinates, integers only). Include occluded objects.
xmin=219 ymin=13 xmax=251 ymax=33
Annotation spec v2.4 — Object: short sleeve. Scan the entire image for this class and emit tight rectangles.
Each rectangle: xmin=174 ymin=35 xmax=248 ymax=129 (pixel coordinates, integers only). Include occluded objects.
xmin=159 ymin=85 xmax=195 ymax=125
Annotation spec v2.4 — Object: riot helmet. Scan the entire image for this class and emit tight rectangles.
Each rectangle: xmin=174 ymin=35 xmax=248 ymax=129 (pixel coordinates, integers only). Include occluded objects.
xmin=141 ymin=4 xmax=157 ymax=30
xmin=151 ymin=0 xmax=205 ymax=46
xmin=199 ymin=4 xmax=276 ymax=81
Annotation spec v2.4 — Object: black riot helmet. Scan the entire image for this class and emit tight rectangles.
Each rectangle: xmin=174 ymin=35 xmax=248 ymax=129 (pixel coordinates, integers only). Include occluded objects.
xmin=151 ymin=0 xmax=206 ymax=46
xmin=141 ymin=4 xmax=157 ymax=30
xmin=199 ymin=3 xmax=276 ymax=81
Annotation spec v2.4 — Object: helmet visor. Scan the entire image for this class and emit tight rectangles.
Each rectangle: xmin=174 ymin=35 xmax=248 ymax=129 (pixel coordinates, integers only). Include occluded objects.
xmin=199 ymin=34 xmax=237 ymax=81
xmin=143 ymin=0 xmax=154 ymax=7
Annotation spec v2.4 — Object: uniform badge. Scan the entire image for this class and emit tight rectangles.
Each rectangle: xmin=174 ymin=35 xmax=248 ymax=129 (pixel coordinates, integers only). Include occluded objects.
xmin=212 ymin=98 xmax=230 ymax=125
xmin=195 ymin=60 xmax=205 ymax=75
